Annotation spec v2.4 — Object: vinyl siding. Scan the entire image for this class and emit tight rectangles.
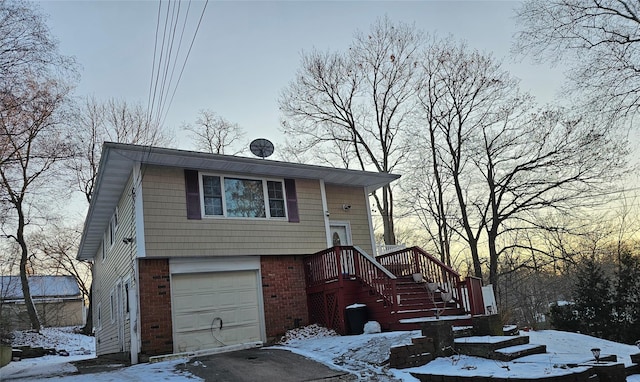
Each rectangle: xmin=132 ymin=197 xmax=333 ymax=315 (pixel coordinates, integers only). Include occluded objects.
xmin=142 ymin=166 xmax=328 ymax=257
xmin=324 ymin=184 xmax=374 ymax=254
xmin=93 ymin=172 xmax=136 ymax=357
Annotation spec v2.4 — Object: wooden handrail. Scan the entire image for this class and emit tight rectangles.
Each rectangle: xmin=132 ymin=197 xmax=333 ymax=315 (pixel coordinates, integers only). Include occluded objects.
xmin=304 ymin=246 xmax=397 ymax=306
xmin=376 ymin=246 xmax=463 ymax=307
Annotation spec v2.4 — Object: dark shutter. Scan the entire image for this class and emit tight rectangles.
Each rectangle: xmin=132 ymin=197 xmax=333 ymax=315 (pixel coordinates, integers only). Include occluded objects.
xmin=284 ymin=178 xmax=299 ymax=223
xmin=184 ymin=169 xmax=201 ymax=220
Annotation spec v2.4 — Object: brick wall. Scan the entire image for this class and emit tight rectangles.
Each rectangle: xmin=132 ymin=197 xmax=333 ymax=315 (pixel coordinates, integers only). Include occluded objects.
xmin=260 ymin=256 xmax=309 ymax=340
xmin=138 ymin=258 xmax=173 ymax=356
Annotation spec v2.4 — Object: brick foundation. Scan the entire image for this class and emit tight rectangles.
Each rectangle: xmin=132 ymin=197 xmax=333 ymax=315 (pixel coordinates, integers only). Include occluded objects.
xmin=260 ymin=256 xmax=309 ymax=341
xmin=138 ymin=258 xmax=173 ymax=356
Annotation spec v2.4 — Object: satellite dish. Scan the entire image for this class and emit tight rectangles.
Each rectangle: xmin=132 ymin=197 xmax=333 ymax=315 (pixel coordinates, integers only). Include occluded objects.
xmin=249 ymin=138 xmax=274 ymax=159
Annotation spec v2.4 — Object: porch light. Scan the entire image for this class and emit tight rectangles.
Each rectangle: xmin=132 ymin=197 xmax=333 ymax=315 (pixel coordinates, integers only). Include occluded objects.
xmin=591 ymin=348 xmax=601 ymax=363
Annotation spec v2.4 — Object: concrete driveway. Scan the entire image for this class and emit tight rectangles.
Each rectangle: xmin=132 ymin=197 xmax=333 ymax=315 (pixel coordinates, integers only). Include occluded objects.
xmin=179 ymin=347 xmax=356 ymax=382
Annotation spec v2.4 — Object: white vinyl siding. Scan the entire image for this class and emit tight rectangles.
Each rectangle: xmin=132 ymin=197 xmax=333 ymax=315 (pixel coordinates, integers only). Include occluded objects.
xmin=93 ymin=172 xmax=137 ymax=357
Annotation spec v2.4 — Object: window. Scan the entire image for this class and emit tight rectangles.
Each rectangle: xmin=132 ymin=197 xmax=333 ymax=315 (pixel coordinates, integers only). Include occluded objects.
xmin=124 ymin=281 xmax=130 ymax=314
xmin=267 ymin=180 xmax=285 ymax=217
xmin=225 ymin=178 xmax=265 ymax=217
xmin=110 ymin=291 xmax=115 ymax=323
xmin=202 ymin=175 xmax=223 ymax=216
xmin=97 ymin=303 xmax=102 ymax=330
xmin=109 ymin=208 xmax=118 ymax=247
xmin=201 ymin=174 xmax=286 ymax=219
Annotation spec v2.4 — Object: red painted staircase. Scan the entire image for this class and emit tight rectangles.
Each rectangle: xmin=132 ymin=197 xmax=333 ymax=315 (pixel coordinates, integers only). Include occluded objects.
xmin=387 ymin=275 xmax=468 ymax=331
xmin=303 ymin=246 xmax=485 ymax=334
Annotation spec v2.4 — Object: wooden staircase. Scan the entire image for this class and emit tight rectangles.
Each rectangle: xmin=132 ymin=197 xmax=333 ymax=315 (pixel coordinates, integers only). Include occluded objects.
xmin=303 ymin=246 xmax=485 ymax=334
xmin=387 ymin=275 xmax=468 ymax=330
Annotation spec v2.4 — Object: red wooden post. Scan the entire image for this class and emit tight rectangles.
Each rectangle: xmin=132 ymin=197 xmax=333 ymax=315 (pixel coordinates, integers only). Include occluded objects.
xmin=336 ymin=246 xmax=343 ymax=287
xmin=412 ymin=248 xmax=420 ymax=275
xmin=465 ymin=276 xmax=485 ymax=316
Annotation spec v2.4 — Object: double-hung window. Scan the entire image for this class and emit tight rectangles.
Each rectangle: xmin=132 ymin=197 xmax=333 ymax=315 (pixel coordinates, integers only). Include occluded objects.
xmin=201 ymin=174 xmax=286 ymax=219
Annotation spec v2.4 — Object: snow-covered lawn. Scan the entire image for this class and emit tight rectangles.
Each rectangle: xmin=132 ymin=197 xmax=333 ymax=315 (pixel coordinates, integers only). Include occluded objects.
xmin=1 ymin=325 xmax=639 ymax=381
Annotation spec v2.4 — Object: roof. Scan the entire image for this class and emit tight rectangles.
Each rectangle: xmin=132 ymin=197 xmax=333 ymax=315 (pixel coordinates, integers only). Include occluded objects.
xmin=77 ymin=142 xmax=400 ymax=260
xmin=0 ymin=275 xmax=81 ymax=300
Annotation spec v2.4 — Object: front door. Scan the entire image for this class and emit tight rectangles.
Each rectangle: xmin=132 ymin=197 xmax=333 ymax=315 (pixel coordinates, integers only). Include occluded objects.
xmin=330 ymin=222 xmax=352 ymax=246
xmin=330 ymin=222 xmax=353 ymax=274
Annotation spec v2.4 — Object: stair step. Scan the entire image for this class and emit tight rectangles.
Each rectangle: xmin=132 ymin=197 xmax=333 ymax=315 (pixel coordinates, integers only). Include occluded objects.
xmin=454 ymin=336 xmax=530 ymax=358
xmin=492 ymin=343 xmax=547 ymax=361
xmin=626 ymin=363 xmax=640 ymax=376
xmin=396 ymin=306 xmax=460 ymax=314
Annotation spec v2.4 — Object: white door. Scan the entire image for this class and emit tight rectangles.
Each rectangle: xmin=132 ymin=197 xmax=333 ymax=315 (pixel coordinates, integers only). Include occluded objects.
xmin=171 ymin=271 xmax=261 ymax=353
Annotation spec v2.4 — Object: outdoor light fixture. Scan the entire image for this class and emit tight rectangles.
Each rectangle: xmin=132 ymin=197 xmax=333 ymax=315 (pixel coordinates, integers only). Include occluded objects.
xmin=122 ymin=237 xmax=133 ymax=244
xmin=591 ymin=348 xmax=601 ymax=363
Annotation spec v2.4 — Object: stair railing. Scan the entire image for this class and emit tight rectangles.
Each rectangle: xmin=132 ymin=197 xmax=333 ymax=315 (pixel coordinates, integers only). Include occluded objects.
xmin=377 ymin=247 xmax=464 ymax=310
xmin=305 ymin=246 xmax=398 ymax=306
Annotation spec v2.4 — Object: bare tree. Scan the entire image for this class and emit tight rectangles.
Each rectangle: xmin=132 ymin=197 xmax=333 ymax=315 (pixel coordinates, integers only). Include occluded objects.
xmin=1 ymin=78 xmax=75 ymax=331
xmin=69 ymin=96 xmax=173 ymax=203
xmin=182 ymin=109 xmax=246 ymax=155
xmin=279 ymin=16 xmax=422 ymax=245
xmin=0 ymin=0 xmax=75 ymax=87
xmin=31 ymin=224 xmax=90 ymax=301
xmin=514 ymin=0 xmax=640 ymax=122
xmin=406 ymin=40 xmax=527 ymax=276
xmin=406 ymin=37 xmax=629 ymax=294
xmin=477 ymin=108 xmax=628 ymax=288
xmin=0 ymin=0 xmax=77 ymax=332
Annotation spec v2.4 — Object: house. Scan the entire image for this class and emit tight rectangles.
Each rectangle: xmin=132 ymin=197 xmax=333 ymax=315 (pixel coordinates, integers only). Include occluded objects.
xmin=0 ymin=275 xmax=84 ymax=330
xmin=78 ymin=142 xmax=487 ymax=365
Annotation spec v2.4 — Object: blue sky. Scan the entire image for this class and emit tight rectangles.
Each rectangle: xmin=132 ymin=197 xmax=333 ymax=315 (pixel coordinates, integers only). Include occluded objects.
xmin=39 ymin=0 xmax=564 ymax=151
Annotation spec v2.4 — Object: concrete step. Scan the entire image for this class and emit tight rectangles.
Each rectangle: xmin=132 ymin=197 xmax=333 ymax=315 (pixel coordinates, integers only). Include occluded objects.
xmin=492 ymin=343 xmax=547 ymax=361
xmin=454 ymin=335 xmax=530 ymax=358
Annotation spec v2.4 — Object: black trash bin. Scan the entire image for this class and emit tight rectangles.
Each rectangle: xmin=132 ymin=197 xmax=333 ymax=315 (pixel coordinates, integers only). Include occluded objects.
xmin=345 ymin=303 xmax=368 ymax=335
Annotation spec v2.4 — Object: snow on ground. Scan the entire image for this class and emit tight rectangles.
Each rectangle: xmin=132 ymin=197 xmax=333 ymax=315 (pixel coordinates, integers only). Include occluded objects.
xmin=1 ymin=325 xmax=639 ymax=381
xmin=275 ymin=324 xmax=420 ymax=381
xmin=524 ymin=330 xmax=640 ymax=367
xmin=11 ymin=326 xmax=94 ymax=356
xmin=1 ymin=327 xmax=200 ymax=381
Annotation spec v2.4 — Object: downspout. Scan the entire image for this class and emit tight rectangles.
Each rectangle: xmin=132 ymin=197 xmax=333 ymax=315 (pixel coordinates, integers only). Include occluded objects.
xmin=319 ymin=180 xmax=331 ymax=247
xmin=364 ymin=187 xmax=377 ymax=256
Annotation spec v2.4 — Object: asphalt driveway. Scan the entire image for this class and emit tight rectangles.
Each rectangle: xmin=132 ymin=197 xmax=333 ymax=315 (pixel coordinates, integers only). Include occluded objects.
xmin=179 ymin=347 xmax=356 ymax=382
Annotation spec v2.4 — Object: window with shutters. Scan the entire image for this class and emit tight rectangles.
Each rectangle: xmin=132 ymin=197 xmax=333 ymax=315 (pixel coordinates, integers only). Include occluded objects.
xmin=200 ymin=173 xmax=288 ymax=219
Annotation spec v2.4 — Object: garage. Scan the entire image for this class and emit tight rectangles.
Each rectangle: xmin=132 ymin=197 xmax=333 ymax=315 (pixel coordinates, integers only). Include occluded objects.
xmin=171 ymin=270 xmax=262 ymax=353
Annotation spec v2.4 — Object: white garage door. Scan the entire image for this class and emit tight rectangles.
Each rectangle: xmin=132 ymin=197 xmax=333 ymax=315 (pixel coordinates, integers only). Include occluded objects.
xmin=171 ymin=270 xmax=261 ymax=353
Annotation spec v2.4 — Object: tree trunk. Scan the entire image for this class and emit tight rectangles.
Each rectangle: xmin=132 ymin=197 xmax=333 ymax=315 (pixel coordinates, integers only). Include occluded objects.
xmin=375 ymin=185 xmax=397 ymax=245
xmin=468 ymin=238 xmax=483 ymax=279
xmin=81 ymin=286 xmax=93 ymax=335
xmin=17 ymin=208 xmax=41 ymax=332
xmin=487 ymin=227 xmax=499 ymax=295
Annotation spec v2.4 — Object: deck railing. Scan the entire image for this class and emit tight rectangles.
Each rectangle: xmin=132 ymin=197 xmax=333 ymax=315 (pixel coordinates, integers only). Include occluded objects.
xmin=305 ymin=245 xmax=487 ymax=317
xmin=459 ymin=276 xmax=485 ymax=316
xmin=305 ymin=246 xmax=397 ymax=306
xmin=376 ymin=247 xmax=485 ymax=316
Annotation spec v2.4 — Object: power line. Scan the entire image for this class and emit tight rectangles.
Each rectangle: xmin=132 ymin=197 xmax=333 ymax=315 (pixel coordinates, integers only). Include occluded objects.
xmin=146 ymin=0 xmax=208 ymax=131
xmin=160 ymin=0 xmax=208 ymax=127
